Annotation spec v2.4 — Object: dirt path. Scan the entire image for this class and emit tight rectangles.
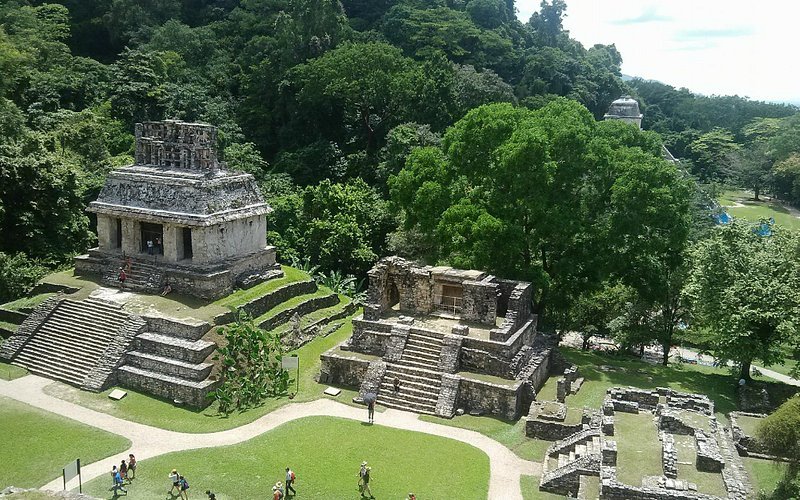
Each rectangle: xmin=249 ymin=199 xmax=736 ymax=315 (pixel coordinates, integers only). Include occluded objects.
xmin=0 ymin=375 xmax=539 ymax=499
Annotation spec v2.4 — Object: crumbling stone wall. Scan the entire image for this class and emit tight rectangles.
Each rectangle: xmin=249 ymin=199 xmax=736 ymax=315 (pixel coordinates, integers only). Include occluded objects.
xmin=457 ymin=377 xmax=525 ymax=420
xmin=318 ymin=350 xmax=372 ymax=387
xmin=461 ymin=279 xmax=497 ymax=324
xmin=695 ymin=430 xmax=725 ymax=472
xmin=661 ymin=431 xmax=678 ymax=478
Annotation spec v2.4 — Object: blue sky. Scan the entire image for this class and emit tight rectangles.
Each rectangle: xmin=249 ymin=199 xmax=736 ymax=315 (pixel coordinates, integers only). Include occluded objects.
xmin=516 ymin=0 xmax=800 ymax=105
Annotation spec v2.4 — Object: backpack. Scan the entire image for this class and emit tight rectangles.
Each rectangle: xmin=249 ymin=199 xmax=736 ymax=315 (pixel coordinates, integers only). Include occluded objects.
xmin=290 ymin=471 xmax=295 ymax=481
xmin=181 ymin=478 xmax=189 ymax=489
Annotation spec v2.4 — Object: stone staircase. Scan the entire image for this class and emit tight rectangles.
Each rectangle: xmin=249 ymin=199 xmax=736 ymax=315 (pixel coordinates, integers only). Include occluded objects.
xmin=377 ymin=364 xmax=442 ymax=415
xmin=117 ymin=317 xmax=218 ymax=408
xmin=399 ymin=331 xmax=444 ymax=371
xmin=540 ymin=429 xmax=602 ymax=495
xmin=10 ymin=298 xmax=143 ymax=390
xmin=103 ymin=258 xmax=164 ymax=293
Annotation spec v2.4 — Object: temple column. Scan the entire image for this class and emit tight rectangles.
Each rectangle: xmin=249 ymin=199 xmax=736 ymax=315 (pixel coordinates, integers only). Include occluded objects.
xmin=121 ymin=219 xmax=141 ymax=255
xmin=96 ymin=215 xmax=114 ymax=250
xmin=163 ymin=224 xmax=179 ymax=263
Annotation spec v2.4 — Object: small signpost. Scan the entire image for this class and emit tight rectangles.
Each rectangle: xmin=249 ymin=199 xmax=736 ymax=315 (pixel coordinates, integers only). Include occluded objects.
xmin=282 ymin=354 xmax=299 ymax=396
xmin=63 ymin=458 xmax=81 ymax=493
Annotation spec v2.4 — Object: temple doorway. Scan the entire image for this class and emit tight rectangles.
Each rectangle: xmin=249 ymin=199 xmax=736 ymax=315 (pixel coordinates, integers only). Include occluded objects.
xmin=140 ymin=222 xmax=163 ymax=254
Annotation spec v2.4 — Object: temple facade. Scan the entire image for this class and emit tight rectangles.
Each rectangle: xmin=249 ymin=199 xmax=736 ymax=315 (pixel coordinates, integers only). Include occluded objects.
xmin=75 ymin=120 xmax=278 ymax=299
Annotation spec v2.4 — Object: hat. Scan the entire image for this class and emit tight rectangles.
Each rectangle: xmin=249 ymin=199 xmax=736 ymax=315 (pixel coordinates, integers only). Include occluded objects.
xmin=276 ymin=482 xmax=283 ymax=488
xmin=272 ymin=486 xmax=277 ymax=492
xmin=361 ymin=461 xmax=367 ymax=466
xmin=366 ymin=467 xmax=372 ymax=471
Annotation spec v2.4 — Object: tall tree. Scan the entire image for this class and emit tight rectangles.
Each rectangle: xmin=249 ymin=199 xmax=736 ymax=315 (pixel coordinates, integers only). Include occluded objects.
xmin=684 ymin=221 xmax=800 ymax=380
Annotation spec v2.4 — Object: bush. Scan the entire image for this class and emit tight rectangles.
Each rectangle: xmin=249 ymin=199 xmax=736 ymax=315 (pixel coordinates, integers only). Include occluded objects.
xmin=0 ymin=252 xmax=48 ymax=303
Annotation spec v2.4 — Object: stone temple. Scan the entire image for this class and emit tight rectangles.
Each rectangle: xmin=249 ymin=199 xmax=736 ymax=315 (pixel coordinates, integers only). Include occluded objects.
xmin=604 ymin=95 xmax=644 ymax=129
xmin=0 ymin=121 xmax=287 ymax=407
xmin=320 ymin=256 xmax=555 ymax=419
xmin=75 ymin=120 xmax=277 ymax=299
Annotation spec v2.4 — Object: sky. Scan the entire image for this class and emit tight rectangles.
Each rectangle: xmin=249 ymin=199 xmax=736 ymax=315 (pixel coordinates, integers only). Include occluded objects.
xmin=515 ymin=0 xmax=800 ymax=105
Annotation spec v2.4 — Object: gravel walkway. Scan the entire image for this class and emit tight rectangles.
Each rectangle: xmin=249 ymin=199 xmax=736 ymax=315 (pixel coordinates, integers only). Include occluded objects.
xmin=0 ymin=375 xmax=539 ymax=499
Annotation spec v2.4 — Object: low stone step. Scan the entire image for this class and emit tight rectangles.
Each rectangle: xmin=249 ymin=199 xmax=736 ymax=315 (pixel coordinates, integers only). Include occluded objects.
xmin=134 ymin=332 xmax=216 ymax=364
xmin=381 ymin=374 xmax=441 ymax=393
xmin=377 ymin=394 xmax=437 ymax=415
xmin=26 ymin=321 xmax=111 ymax=348
xmin=402 ymin=341 xmax=441 ymax=356
xmin=45 ymin=316 xmax=121 ymax=337
xmin=379 ymin=380 xmax=435 ymax=399
xmin=23 ymin=332 xmax=108 ymax=361
xmin=400 ymin=350 xmax=440 ymax=363
xmin=384 ymin=367 xmax=442 ymax=387
xmin=401 ymin=346 xmax=441 ymax=361
xmin=575 ymin=443 xmax=587 ymax=457
xmin=405 ymin=335 xmax=444 ymax=351
xmin=117 ymin=365 xmax=217 ymax=408
xmin=65 ymin=298 xmax=124 ymax=313
xmin=58 ymin=301 xmax=127 ymax=322
xmin=14 ymin=344 xmax=98 ymax=373
xmin=124 ymin=351 xmax=213 ymax=381
xmin=384 ymin=363 xmax=442 ymax=378
xmin=12 ymin=359 xmax=85 ymax=386
xmin=379 ymin=389 xmax=438 ymax=407
xmin=398 ymin=357 xmax=440 ymax=372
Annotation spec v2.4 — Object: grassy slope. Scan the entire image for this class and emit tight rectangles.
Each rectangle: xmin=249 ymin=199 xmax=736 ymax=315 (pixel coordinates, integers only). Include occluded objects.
xmin=0 ymin=396 xmax=130 ymax=488
xmin=1 ymin=293 xmax=54 ymax=311
xmin=83 ymin=416 xmax=490 ymax=500
xmin=44 ymin=314 xmax=361 ymax=433
xmin=213 ymin=265 xmax=310 ymax=309
xmin=520 ymin=475 xmax=565 ymax=499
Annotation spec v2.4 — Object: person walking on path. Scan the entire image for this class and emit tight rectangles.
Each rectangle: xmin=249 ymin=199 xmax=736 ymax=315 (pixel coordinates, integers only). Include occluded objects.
xmin=358 ymin=462 xmax=367 ymax=494
xmin=169 ymin=469 xmax=181 ymax=496
xmin=127 ymin=454 xmax=136 ymax=480
xmin=367 ymin=400 xmax=375 ymax=423
xmin=112 ymin=467 xmax=127 ymax=495
xmin=361 ymin=466 xmax=374 ymax=499
xmin=119 ymin=460 xmax=128 ymax=483
xmin=272 ymin=485 xmax=283 ymax=500
xmin=285 ymin=467 xmax=296 ymax=496
xmin=178 ymin=475 xmax=190 ymax=500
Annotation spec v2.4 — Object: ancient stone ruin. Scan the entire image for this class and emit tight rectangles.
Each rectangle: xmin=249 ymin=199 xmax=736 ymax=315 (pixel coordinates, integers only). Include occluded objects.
xmin=75 ymin=119 xmax=278 ymax=299
xmin=319 ymin=256 xmax=555 ymax=419
xmin=0 ymin=120 xmax=288 ymax=407
xmin=533 ymin=386 xmax=753 ymax=500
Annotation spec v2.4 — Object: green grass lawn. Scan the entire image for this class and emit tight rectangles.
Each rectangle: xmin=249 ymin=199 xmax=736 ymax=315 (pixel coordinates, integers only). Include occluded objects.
xmin=44 ymin=313 xmax=362 ymax=433
xmin=253 ymin=287 xmax=336 ymax=326
xmin=673 ymin=434 xmax=726 ymax=497
xmin=744 ymin=456 xmax=786 ymax=498
xmin=0 ymin=361 xmax=28 ymax=380
xmin=544 ymin=347 xmax=759 ymax=423
xmin=614 ymin=411 xmax=662 ymax=486
xmin=521 ymin=475 xmax=565 ymax=499
xmin=718 ymin=190 xmax=800 ymax=230
xmin=763 ymin=359 xmax=798 ymax=378
xmin=735 ymin=415 xmax=764 ymax=437
xmin=0 ymin=396 xmax=131 ymax=488
xmin=419 ymin=413 xmax=551 ymax=462
xmin=83 ymin=416 xmax=490 ymax=500
xmin=213 ymin=266 xmax=310 ymax=309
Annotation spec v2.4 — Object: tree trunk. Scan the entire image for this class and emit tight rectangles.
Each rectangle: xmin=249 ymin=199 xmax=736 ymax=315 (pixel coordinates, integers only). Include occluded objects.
xmin=582 ymin=336 xmax=590 ymax=350
xmin=741 ymin=360 xmax=752 ymax=381
xmin=662 ymin=341 xmax=670 ymax=366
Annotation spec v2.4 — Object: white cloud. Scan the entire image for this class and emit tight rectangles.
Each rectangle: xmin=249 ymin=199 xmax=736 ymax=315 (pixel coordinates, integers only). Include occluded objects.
xmin=515 ymin=0 xmax=800 ymax=104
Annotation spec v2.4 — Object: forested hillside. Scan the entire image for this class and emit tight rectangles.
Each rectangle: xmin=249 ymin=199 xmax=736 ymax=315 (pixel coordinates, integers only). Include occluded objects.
xmin=1 ymin=0 xmax=799 ymax=333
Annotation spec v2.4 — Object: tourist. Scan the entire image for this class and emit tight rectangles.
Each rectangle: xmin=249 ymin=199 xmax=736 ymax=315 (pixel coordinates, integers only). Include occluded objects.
xmin=358 ymin=462 xmax=367 ymax=494
xmin=393 ymin=377 xmax=401 ymax=392
xmin=119 ymin=460 xmax=128 ymax=483
xmin=112 ymin=467 xmax=127 ymax=495
xmin=272 ymin=485 xmax=282 ymax=500
xmin=407 ymin=494 xmax=416 ymax=500
xmin=169 ymin=469 xmax=181 ymax=496
xmin=147 ymin=239 xmax=154 ymax=255
xmin=125 ymin=256 xmax=132 ymax=274
xmin=118 ymin=268 xmax=127 ymax=289
xmin=155 ymin=237 xmax=162 ymax=254
xmin=204 ymin=491 xmax=216 ymax=500
xmin=285 ymin=467 xmax=296 ymax=496
xmin=276 ymin=481 xmax=284 ymax=498
xmin=179 ymin=475 xmax=190 ymax=500
xmin=361 ymin=466 xmax=374 ymax=499
xmin=110 ymin=465 xmax=118 ymax=488
xmin=127 ymin=454 xmax=136 ymax=480
xmin=367 ymin=399 xmax=375 ymax=423
xmin=161 ymin=282 xmax=172 ymax=296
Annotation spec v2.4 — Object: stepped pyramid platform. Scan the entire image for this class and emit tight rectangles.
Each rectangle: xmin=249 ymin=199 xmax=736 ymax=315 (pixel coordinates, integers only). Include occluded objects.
xmin=320 ymin=256 xmax=554 ymax=420
xmin=0 ymin=296 xmax=145 ymax=391
xmin=2 ymin=261 xmax=355 ymax=408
